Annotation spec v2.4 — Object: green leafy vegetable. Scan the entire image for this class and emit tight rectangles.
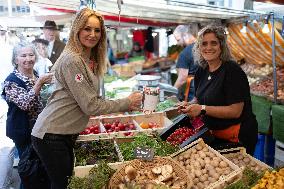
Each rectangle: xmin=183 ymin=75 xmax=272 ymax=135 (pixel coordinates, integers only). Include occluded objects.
xmin=119 ymin=133 xmax=178 ymax=161
xmin=68 ymin=161 xmax=115 ymax=189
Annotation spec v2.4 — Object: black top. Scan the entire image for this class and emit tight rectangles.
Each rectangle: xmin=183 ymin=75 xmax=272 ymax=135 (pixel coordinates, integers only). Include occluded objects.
xmin=194 ymin=60 xmax=256 ymax=130
xmin=176 ymin=43 xmax=198 ymax=75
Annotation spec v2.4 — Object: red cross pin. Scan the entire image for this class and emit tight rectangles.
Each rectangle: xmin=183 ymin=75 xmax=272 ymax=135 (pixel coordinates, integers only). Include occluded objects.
xmin=75 ymin=74 xmax=83 ymax=82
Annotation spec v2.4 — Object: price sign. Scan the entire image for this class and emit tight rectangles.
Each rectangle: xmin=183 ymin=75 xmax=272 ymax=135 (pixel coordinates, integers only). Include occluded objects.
xmin=134 ymin=147 xmax=154 ymax=161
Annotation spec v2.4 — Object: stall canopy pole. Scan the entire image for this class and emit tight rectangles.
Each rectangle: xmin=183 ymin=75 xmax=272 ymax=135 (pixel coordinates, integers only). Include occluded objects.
xmin=271 ymin=12 xmax=278 ymax=103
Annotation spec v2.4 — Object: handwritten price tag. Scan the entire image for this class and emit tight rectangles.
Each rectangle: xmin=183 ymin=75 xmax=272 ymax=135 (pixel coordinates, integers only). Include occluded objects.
xmin=134 ymin=147 xmax=155 ymax=161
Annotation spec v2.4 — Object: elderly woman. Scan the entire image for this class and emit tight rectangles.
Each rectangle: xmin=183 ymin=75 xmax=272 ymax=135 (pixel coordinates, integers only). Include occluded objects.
xmin=179 ymin=25 xmax=258 ymax=154
xmin=31 ymin=8 xmax=142 ymax=188
xmin=1 ymin=41 xmax=52 ymax=188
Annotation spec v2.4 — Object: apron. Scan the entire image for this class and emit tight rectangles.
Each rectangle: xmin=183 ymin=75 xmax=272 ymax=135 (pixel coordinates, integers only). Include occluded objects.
xmin=211 ymin=123 xmax=241 ymax=143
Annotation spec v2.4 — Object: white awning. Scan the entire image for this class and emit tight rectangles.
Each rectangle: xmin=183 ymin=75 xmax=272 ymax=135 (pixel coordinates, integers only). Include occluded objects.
xmin=27 ymin=0 xmax=264 ymax=24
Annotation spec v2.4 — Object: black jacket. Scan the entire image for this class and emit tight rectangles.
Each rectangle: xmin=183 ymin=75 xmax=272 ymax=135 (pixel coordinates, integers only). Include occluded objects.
xmin=2 ymin=73 xmax=32 ymax=145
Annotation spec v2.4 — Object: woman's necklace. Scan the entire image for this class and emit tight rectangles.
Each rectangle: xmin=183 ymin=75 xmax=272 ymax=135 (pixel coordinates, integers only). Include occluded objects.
xmin=208 ymin=60 xmax=222 ymax=81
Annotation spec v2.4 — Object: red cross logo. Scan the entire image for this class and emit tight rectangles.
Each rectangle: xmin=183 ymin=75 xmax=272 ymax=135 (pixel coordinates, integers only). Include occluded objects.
xmin=75 ymin=74 xmax=83 ymax=82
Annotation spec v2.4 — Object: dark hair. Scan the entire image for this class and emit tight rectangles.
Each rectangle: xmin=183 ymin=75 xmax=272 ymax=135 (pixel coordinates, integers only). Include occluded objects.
xmin=32 ymin=38 xmax=49 ymax=46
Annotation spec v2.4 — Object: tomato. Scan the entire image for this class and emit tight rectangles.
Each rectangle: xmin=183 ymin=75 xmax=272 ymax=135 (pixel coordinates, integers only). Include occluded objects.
xmin=85 ymin=128 xmax=91 ymax=135
xmin=114 ymin=126 xmax=120 ymax=132
xmin=89 ymin=125 xmax=99 ymax=132
xmin=129 ymin=124 xmax=135 ymax=130
xmin=104 ymin=123 xmax=111 ymax=129
xmin=93 ymin=129 xmax=99 ymax=134
xmin=118 ymin=123 xmax=125 ymax=131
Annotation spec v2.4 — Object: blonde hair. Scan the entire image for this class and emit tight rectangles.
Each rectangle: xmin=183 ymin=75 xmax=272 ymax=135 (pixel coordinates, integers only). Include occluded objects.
xmin=193 ymin=25 xmax=233 ymax=68
xmin=60 ymin=8 xmax=107 ymax=77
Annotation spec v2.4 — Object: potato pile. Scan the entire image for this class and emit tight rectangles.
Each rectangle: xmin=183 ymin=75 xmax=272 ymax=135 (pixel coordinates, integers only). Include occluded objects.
xmin=225 ymin=152 xmax=268 ymax=174
xmin=173 ymin=142 xmax=233 ymax=189
xmin=117 ymin=164 xmax=190 ymax=189
xmin=252 ymin=168 xmax=284 ymax=189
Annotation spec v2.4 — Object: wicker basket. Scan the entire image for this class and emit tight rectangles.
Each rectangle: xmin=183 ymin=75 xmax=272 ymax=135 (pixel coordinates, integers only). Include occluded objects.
xmin=108 ymin=156 xmax=191 ymax=188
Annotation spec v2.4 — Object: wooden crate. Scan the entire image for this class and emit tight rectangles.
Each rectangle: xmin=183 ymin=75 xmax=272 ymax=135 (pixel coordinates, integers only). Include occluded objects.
xmin=171 ymin=139 xmax=242 ymax=189
xmin=74 ymin=139 xmax=125 ymax=178
xmin=218 ymin=147 xmax=272 ymax=172
xmin=74 ymin=162 xmax=125 ymax=178
xmin=133 ymin=112 xmax=172 ymax=134
xmin=100 ymin=115 xmax=141 ymax=138
xmin=77 ymin=118 xmax=107 ymax=141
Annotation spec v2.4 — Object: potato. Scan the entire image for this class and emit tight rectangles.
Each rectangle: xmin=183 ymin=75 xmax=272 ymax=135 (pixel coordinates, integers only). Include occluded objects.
xmin=208 ymin=176 xmax=217 ymax=183
xmin=195 ymin=144 xmax=203 ymax=151
xmin=208 ymin=170 xmax=217 ymax=177
xmin=204 ymin=157 xmax=211 ymax=163
xmin=212 ymin=160 xmax=219 ymax=167
xmin=193 ymin=161 xmax=201 ymax=168
xmin=223 ymin=168 xmax=231 ymax=175
xmin=195 ymin=170 xmax=202 ymax=177
xmin=185 ymin=159 xmax=190 ymax=165
xmin=178 ymin=155 xmax=184 ymax=161
xmin=220 ymin=161 xmax=228 ymax=168
xmin=204 ymin=180 xmax=210 ymax=186
xmin=193 ymin=177 xmax=199 ymax=184
xmin=184 ymin=152 xmax=190 ymax=159
xmin=215 ymin=167 xmax=223 ymax=174
xmin=202 ymin=147 xmax=209 ymax=152
xmin=197 ymin=182 xmax=204 ymax=189
xmin=189 ymin=172 xmax=195 ymax=179
xmin=199 ymin=159 xmax=205 ymax=168
xmin=186 ymin=164 xmax=191 ymax=170
xmin=201 ymin=168 xmax=207 ymax=174
xmin=199 ymin=174 xmax=208 ymax=182
xmin=191 ymin=148 xmax=197 ymax=154
xmin=205 ymin=164 xmax=214 ymax=171
xmin=198 ymin=151 xmax=206 ymax=159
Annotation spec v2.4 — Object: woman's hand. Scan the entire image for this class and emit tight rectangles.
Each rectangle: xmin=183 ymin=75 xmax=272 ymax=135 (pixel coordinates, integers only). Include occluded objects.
xmin=177 ymin=101 xmax=189 ymax=112
xmin=179 ymin=104 xmax=202 ymax=118
xmin=127 ymin=91 xmax=143 ymax=111
xmin=34 ymin=73 xmax=54 ymax=95
xmin=38 ymin=73 xmax=54 ymax=85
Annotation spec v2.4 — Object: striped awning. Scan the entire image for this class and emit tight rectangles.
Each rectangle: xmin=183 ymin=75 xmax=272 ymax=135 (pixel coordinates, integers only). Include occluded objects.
xmin=227 ymin=22 xmax=284 ymax=66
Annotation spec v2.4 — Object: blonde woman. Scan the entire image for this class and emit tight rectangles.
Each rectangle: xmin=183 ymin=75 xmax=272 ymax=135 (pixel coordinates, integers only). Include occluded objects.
xmin=179 ymin=25 xmax=257 ymax=155
xmin=31 ymin=8 xmax=142 ymax=188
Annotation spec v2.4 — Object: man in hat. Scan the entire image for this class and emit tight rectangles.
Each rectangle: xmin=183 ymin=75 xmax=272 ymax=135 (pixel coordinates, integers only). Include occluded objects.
xmin=42 ymin=20 xmax=65 ymax=64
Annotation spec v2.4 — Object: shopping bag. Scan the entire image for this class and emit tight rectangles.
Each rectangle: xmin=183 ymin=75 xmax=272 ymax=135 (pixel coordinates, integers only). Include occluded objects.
xmin=18 ymin=145 xmax=50 ymax=189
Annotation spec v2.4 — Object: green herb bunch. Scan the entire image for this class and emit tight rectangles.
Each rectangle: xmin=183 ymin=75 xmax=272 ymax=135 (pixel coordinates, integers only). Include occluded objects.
xmin=225 ymin=168 xmax=265 ymax=189
xmin=119 ymin=133 xmax=179 ymax=161
xmin=68 ymin=161 xmax=115 ymax=189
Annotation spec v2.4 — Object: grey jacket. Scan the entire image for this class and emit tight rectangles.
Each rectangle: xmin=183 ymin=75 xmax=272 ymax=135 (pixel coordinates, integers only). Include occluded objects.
xmin=31 ymin=51 xmax=130 ymax=139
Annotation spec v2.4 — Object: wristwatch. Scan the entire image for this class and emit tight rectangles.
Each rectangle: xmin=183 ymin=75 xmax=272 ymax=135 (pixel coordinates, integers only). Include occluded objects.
xmin=200 ymin=105 xmax=206 ymax=115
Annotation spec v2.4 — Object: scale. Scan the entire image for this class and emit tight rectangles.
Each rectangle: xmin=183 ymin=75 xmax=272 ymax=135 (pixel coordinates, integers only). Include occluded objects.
xmin=135 ymin=75 xmax=178 ymax=102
